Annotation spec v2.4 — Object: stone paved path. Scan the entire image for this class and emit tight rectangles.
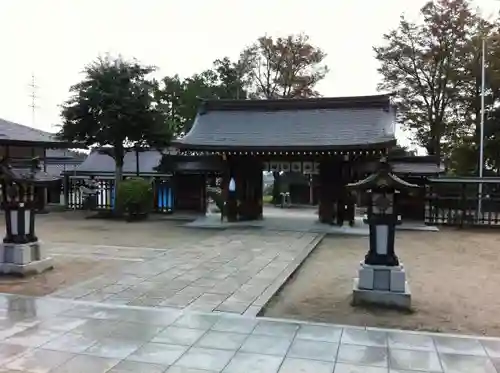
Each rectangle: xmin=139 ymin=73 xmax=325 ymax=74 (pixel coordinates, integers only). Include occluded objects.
xmin=50 ymin=230 xmax=322 ymax=316
xmin=0 ymin=293 xmax=499 ymax=372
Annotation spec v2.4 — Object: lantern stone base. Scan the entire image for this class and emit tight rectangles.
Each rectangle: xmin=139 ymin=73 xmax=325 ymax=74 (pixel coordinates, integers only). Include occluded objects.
xmin=0 ymin=241 xmax=53 ymax=276
xmin=352 ymin=262 xmax=411 ymax=310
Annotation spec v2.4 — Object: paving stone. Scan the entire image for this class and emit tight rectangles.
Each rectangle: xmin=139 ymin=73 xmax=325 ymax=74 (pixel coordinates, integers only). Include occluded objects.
xmin=5 ymin=348 xmax=75 ymax=373
xmin=240 ymin=334 xmax=292 ymax=356
xmin=160 ymin=295 xmax=200 ymax=308
xmin=278 ymin=357 xmax=334 ymax=373
xmin=37 ymin=316 xmax=87 ymax=332
xmin=482 ymin=340 xmax=500 ymax=358
xmin=71 ymin=319 xmax=120 ymax=338
xmin=78 ymin=291 xmax=113 ymax=302
xmin=389 ymin=349 xmax=442 ymax=372
xmin=173 ymin=314 xmax=219 ymax=330
xmin=42 ymin=332 xmax=99 ymax=353
xmin=195 ymin=331 xmax=248 ymax=350
xmin=83 ymin=337 xmax=143 ymax=359
xmin=215 ymin=300 xmax=250 ymax=313
xmin=222 ymin=352 xmax=283 ymax=373
xmin=439 ymin=353 xmax=496 ymax=373
xmin=127 ymin=342 xmax=189 ymax=365
xmin=152 ymin=326 xmax=206 ymax=346
xmin=387 ymin=332 xmax=436 ymax=351
xmin=211 ymin=317 xmax=258 ymax=334
xmin=107 ymin=321 xmax=165 ymax=341
xmin=108 ymin=361 xmax=168 ymax=373
xmin=434 ymin=336 xmax=487 ymax=356
xmin=0 ymin=343 xmax=29 ymax=364
xmin=337 ymin=345 xmax=388 ymax=368
xmin=341 ymin=328 xmax=387 ymax=347
xmin=334 ymin=363 xmax=388 ymax=373
xmin=287 ymin=339 xmax=338 ymax=362
xmin=174 ymin=347 xmax=235 ymax=371
xmin=296 ymin=324 xmax=343 ymax=343
xmin=5 ymin=327 xmax=64 ymax=347
xmin=51 ymin=354 xmax=120 ymax=373
xmin=253 ymin=320 xmax=300 ymax=338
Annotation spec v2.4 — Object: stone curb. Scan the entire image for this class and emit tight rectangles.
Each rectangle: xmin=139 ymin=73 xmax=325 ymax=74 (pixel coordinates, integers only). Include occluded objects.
xmin=245 ymin=233 xmax=326 ymax=317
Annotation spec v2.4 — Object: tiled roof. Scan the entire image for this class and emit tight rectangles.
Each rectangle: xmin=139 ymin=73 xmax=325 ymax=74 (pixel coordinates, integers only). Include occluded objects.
xmin=0 ymin=118 xmax=59 ymax=143
xmin=71 ymin=149 xmax=163 ymax=175
xmin=46 ymin=149 xmax=87 ymax=160
xmin=0 ymin=118 xmax=84 ymax=147
xmin=363 ymin=158 xmax=444 ymax=176
xmin=175 ymin=94 xmax=396 ymax=150
xmin=392 ymin=162 xmax=444 ymax=175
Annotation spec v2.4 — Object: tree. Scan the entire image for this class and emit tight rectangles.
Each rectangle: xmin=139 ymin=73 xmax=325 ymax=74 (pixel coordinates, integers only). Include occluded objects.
xmin=241 ymin=33 xmax=328 ymax=99
xmin=58 ymin=55 xmax=172 ymax=187
xmin=156 ymin=57 xmax=249 ymax=134
xmin=212 ymin=57 xmax=250 ymax=99
xmin=374 ymin=0 xmax=479 ymax=162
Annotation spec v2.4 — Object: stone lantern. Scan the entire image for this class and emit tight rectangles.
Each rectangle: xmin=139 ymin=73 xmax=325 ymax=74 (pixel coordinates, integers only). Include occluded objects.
xmin=0 ymin=157 xmax=59 ymax=276
xmin=347 ymin=157 xmax=418 ymax=309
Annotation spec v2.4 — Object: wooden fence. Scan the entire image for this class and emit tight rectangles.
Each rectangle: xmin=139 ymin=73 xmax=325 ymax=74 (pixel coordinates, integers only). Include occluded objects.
xmin=425 ymin=178 xmax=500 ymax=227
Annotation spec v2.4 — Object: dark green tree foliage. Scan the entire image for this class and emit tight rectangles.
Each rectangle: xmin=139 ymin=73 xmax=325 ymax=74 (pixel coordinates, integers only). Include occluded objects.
xmin=58 ymin=56 xmax=172 ymax=185
xmin=374 ymin=0 xmax=477 ymax=161
xmin=212 ymin=57 xmax=249 ymax=99
xmin=457 ymin=19 xmax=500 ymax=175
xmin=241 ymin=33 xmax=328 ymax=99
xmin=156 ymin=58 xmax=249 ymax=135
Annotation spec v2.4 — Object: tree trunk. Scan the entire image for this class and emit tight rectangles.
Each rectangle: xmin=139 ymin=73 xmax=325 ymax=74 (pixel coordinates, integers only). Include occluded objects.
xmin=114 ymin=164 xmax=123 ymax=216
xmin=114 ymin=145 xmax=125 ymax=216
xmin=115 ymin=164 xmax=123 ymax=189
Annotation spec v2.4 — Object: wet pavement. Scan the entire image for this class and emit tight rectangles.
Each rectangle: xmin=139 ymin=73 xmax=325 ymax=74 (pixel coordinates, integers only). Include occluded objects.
xmin=187 ymin=207 xmax=438 ymax=234
xmin=50 ymin=231 xmax=321 ymax=316
xmin=0 ymin=294 xmax=498 ymax=372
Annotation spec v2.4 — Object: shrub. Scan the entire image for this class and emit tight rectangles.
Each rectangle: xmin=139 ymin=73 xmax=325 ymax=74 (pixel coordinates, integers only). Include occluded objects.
xmin=116 ymin=177 xmax=153 ymax=220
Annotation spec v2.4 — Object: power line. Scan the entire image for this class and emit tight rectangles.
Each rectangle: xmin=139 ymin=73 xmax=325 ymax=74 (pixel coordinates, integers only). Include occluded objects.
xmin=28 ymin=73 xmax=39 ymax=127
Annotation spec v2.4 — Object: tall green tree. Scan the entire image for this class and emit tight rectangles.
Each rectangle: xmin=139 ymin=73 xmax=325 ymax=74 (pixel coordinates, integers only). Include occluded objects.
xmin=212 ymin=57 xmax=250 ymax=99
xmin=156 ymin=57 xmax=249 ymax=134
xmin=453 ymin=19 xmax=500 ymax=175
xmin=240 ymin=33 xmax=328 ymax=99
xmin=374 ymin=0 xmax=479 ymax=162
xmin=58 ymin=55 xmax=172 ymax=186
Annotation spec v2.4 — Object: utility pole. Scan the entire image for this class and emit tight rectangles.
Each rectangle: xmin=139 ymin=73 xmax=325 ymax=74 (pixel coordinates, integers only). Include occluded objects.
xmin=28 ymin=73 xmax=39 ymax=127
xmin=478 ymin=38 xmax=486 ymax=216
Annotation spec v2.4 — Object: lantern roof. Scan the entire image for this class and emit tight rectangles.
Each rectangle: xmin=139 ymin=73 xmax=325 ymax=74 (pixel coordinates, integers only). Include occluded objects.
xmin=347 ymin=157 xmax=419 ymax=191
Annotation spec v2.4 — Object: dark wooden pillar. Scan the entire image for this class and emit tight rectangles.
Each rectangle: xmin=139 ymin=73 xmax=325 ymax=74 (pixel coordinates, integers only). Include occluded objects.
xmin=318 ymin=159 xmax=335 ymax=223
xmin=244 ymin=158 xmax=263 ymax=220
xmin=232 ymin=157 xmax=262 ymax=221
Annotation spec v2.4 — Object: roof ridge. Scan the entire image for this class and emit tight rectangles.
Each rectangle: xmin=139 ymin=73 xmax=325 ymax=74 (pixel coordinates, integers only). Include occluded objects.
xmin=200 ymin=94 xmax=393 ymax=113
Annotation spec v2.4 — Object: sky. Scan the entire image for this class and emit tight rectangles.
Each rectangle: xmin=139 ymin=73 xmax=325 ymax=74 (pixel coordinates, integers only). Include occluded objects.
xmin=0 ymin=0 xmax=499 ymax=149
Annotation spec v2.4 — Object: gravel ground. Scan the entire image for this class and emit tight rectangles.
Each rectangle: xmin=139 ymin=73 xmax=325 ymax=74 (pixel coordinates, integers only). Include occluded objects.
xmin=263 ymin=229 xmax=500 ymax=337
